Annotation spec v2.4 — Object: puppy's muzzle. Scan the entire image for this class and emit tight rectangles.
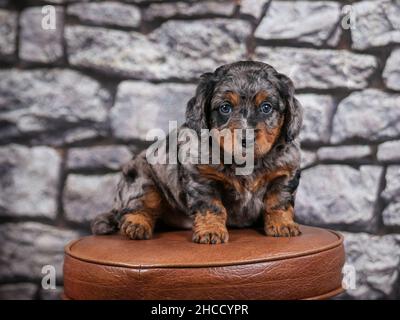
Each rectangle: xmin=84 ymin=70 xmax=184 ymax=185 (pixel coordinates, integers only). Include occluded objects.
xmin=241 ymin=128 xmax=258 ymax=149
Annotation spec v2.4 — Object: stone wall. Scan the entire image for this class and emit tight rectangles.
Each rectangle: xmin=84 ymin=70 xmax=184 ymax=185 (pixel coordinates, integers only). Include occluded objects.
xmin=0 ymin=0 xmax=399 ymax=300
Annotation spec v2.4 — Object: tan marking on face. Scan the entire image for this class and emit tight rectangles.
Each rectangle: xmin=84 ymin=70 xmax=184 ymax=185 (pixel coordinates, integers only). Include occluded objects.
xmin=254 ymin=91 xmax=269 ymax=107
xmin=254 ymin=118 xmax=284 ymax=157
xmin=224 ymin=91 xmax=240 ymax=107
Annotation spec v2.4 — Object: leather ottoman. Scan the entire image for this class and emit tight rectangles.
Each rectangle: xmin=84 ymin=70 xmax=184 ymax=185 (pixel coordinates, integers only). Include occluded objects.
xmin=63 ymin=225 xmax=345 ymax=300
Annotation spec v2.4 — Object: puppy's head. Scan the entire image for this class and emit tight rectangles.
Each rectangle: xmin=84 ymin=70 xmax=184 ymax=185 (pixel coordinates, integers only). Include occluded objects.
xmin=185 ymin=61 xmax=303 ymax=158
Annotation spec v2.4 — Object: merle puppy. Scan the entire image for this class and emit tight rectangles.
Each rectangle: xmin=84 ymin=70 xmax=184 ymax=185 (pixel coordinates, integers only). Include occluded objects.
xmin=91 ymin=61 xmax=303 ymax=244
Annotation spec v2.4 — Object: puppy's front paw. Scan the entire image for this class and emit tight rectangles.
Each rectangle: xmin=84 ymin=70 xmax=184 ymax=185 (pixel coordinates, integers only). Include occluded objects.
xmin=265 ymin=221 xmax=301 ymax=237
xmin=192 ymin=225 xmax=229 ymax=244
xmin=120 ymin=214 xmax=153 ymax=240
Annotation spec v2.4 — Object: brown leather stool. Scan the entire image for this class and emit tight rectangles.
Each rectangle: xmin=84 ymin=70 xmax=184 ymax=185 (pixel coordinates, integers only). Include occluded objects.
xmin=63 ymin=225 xmax=345 ymax=300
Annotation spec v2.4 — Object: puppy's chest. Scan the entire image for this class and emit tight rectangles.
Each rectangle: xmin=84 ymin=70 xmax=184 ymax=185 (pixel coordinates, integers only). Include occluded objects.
xmin=197 ymin=165 xmax=290 ymax=226
xmin=220 ymin=169 xmax=277 ymax=196
xmin=220 ymin=176 xmax=268 ymax=227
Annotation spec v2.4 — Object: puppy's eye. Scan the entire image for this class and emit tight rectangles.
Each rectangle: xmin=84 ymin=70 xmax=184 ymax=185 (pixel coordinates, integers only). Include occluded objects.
xmin=260 ymin=101 xmax=273 ymax=114
xmin=219 ymin=102 xmax=232 ymax=115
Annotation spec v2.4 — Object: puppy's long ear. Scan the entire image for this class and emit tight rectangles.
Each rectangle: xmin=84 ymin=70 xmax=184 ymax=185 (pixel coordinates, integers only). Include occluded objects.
xmin=276 ymin=73 xmax=303 ymax=143
xmin=185 ymin=72 xmax=215 ymax=134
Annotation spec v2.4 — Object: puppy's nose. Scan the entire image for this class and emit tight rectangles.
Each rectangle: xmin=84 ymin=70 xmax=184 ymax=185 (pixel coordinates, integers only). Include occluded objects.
xmin=241 ymin=133 xmax=256 ymax=148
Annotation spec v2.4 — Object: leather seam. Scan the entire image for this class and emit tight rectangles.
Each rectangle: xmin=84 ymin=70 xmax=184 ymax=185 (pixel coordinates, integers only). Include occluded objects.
xmin=64 ymin=231 xmax=344 ymax=269
xmin=304 ymin=286 xmax=345 ymax=300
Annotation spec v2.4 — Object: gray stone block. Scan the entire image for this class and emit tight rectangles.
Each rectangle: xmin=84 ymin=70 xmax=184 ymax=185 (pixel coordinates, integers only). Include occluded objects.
xmin=255 ymin=47 xmax=377 ymax=90
xmin=351 ymin=0 xmax=400 ymax=50
xmin=342 ymin=232 xmax=400 ymax=299
xmin=240 ymin=0 xmax=268 ymax=19
xmin=377 ymin=140 xmax=400 ymax=162
xmin=0 ymin=9 xmax=17 ymax=60
xmin=0 ymin=222 xmax=79 ymax=281
xmin=66 ymin=19 xmax=251 ymax=80
xmin=255 ymin=1 xmax=341 ymax=46
xmin=67 ymin=146 xmax=133 ymax=171
xmin=296 ymin=165 xmax=382 ymax=228
xmin=68 ymin=2 xmax=141 ymax=28
xmin=317 ymin=145 xmax=372 ymax=161
xmin=143 ymin=1 xmax=235 ymax=20
xmin=383 ymin=202 xmax=400 ymax=227
xmin=0 ymin=145 xmax=61 ymax=218
xmin=382 ymin=166 xmax=400 ymax=202
xmin=0 ymin=69 xmax=109 ymax=140
xmin=111 ymin=81 xmax=195 ymax=140
xmin=331 ymin=90 xmax=400 ymax=143
xmin=297 ymin=94 xmax=336 ymax=144
xmin=19 ymin=6 xmax=64 ymax=63
xmin=63 ymin=173 xmax=120 ymax=224
xmin=383 ymin=48 xmax=400 ymax=91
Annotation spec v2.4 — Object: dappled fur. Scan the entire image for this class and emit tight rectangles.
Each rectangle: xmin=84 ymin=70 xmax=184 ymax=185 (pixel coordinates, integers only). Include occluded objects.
xmin=91 ymin=61 xmax=303 ymax=244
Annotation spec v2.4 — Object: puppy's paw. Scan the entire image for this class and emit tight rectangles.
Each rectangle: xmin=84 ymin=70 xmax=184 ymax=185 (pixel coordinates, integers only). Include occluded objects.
xmin=192 ymin=225 xmax=229 ymax=244
xmin=265 ymin=221 xmax=301 ymax=237
xmin=120 ymin=214 xmax=153 ymax=240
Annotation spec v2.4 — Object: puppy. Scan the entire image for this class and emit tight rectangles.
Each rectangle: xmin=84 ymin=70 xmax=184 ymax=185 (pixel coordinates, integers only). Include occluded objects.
xmin=91 ymin=61 xmax=303 ymax=244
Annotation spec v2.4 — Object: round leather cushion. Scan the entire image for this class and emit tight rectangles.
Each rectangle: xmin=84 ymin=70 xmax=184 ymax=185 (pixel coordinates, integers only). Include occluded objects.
xmin=63 ymin=225 xmax=345 ymax=300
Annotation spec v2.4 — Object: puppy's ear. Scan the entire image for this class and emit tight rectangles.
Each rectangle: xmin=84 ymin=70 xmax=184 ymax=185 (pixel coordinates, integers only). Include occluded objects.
xmin=276 ymin=73 xmax=303 ymax=143
xmin=185 ymin=72 xmax=215 ymax=133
